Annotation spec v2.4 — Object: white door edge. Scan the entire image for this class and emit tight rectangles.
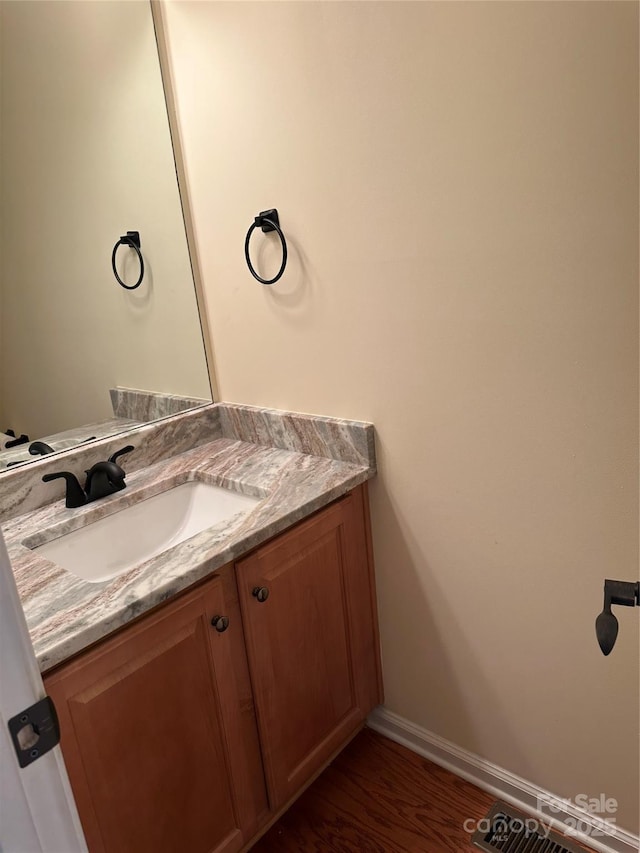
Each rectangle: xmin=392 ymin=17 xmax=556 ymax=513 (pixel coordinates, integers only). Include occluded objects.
xmin=0 ymin=529 xmax=87 ymax=852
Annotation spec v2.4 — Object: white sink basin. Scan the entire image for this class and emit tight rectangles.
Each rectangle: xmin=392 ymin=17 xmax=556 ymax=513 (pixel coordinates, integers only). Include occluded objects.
xmin=33 ymin=482 xmax=259 ymax=584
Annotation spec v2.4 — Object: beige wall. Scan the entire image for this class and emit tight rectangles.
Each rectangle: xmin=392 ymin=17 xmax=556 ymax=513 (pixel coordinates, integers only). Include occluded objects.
xmin=161 ymin=0 xmax=640 ymax=831
xmin=0 ymin=0 xmax=210 ymax=440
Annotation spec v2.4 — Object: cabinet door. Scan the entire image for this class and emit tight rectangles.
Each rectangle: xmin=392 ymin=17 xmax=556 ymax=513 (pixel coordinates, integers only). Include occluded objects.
xmin=45 ymin=567 xmax=267 ymax=853
xmin=236 ymin=486 xmax=382 ymax=809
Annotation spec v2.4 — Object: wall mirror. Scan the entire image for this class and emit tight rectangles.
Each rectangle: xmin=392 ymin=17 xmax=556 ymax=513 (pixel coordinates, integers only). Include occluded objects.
xmin=0 ymin=0 xmax=212 ymax=472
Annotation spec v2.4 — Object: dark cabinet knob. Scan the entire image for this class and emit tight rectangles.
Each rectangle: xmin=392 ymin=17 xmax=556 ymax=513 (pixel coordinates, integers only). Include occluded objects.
xmin=210 ymin=616 xmax=229 ymax=633
xmin=252 ymin=586 xmax=269 ymax=603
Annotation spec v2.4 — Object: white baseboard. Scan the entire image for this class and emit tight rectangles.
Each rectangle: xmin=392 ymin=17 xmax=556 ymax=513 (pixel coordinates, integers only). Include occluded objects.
xmin=367 ymin=707 xmax=639 ymax=853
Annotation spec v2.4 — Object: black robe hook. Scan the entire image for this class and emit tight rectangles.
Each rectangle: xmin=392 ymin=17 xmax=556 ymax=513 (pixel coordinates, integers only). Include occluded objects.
xmin=595 ymin=579 xmax=639 ymax=655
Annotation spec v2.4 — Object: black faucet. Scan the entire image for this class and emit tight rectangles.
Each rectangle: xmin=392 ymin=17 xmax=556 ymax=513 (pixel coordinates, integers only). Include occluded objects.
xmin=42 ymin=445 xmax=135 ymax=508
xmin=29 ymin=441 xmax=55 ymax=457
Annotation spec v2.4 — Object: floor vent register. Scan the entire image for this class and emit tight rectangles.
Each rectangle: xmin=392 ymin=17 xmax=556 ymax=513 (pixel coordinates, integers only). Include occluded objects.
xmin=472 ymin=801 xmax=590 ymax=853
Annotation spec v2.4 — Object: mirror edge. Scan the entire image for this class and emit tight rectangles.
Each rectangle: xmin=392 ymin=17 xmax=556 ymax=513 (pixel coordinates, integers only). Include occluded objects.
xmin=150 ymin=0 xmax=220 ymax=404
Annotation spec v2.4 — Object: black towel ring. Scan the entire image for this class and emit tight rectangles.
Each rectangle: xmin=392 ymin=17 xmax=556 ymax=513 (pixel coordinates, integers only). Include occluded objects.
xmin=244 ymin=209 xmax=288 ymax=285
xmin=112 ymin=231 xmax=145 ymax=290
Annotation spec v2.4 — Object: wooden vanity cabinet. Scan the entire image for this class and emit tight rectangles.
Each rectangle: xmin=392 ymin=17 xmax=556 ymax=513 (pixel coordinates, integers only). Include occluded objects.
xmin=44 ymin=564 xmax=267 ymax=853
xmin=237 ymin=485 xmax=381 ymax=810
xmin=44 ymin=484 xmax=382 ymax=852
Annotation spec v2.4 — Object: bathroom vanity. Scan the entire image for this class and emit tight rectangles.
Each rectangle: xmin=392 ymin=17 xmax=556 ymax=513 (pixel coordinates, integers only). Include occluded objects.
xmin=3 ymin=404 xmax=382 ymax=853
xmin=44 ymin=486 xmax=379 ymax=852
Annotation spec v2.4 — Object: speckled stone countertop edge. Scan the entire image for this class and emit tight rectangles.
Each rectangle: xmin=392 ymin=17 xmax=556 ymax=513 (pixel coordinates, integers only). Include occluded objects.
xmin=6 ymin=435 xmax=375 ymax=673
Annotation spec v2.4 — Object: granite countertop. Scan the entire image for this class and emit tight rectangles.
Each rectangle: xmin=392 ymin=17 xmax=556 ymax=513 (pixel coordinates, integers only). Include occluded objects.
xmin=5 ymin=434 xmax=374 ymax=672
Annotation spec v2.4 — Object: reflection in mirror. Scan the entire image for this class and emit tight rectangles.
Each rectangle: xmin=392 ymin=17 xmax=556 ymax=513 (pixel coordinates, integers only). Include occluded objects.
xmin=0 ymin=0 xmax=212 ymax=471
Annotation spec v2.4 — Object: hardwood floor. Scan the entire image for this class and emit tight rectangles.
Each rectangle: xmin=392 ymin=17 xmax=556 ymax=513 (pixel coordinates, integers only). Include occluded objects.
xmin=251 ymin=727 xmax=495 ymax=852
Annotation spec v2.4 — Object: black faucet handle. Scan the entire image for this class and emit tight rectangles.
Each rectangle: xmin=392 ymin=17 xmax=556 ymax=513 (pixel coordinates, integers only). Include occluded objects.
xmin=108 ymin=445 xmax=135 ymax=466
xmin=5 ymin=433 xmax=29 ymax=448
xmin=42 ymin=471 xmax=87 ymax=508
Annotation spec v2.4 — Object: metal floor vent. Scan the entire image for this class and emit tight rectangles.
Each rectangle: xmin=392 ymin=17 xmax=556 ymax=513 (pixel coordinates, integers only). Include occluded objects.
xmin=472 ymin=801 xmax=589 ymax=853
